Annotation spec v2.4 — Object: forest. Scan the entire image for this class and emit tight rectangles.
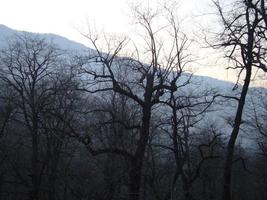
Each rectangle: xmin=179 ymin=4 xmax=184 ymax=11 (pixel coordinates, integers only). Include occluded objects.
xmin=0 ymin=0 xmax=266 ymax=200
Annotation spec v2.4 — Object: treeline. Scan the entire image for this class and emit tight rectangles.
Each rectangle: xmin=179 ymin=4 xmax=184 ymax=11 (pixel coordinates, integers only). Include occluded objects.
xmin=0 ymin=1 xmax=266 ymax=200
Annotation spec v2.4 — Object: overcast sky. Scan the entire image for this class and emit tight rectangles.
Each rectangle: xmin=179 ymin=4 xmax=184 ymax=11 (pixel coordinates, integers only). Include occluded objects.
xmin=0 ymin=0 xmax=248 ymax=83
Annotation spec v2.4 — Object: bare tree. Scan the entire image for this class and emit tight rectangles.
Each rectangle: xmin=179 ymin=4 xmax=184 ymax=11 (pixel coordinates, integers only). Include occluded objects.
xmin=213 ymin=1 xmax=267 ymax=199
xmin=151 ymin=86 xmax=221 ymax=200
xmin=0 ymin=34 xmax=61 ymax=200
xmin=77 ymin=3 xmax=193 ymax=200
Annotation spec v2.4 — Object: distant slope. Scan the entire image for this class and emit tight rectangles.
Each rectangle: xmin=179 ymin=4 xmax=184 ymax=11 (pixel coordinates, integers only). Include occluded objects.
xmin=0 ymin=24 xmax=89 ymax=52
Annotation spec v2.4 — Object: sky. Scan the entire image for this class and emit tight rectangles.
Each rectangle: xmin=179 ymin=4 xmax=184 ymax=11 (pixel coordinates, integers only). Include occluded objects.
xmin=0 ymin=0 xmax=133 ymax=42
xmin=0 ymin=0 xmax=211 ymax=42
xmin=0 ymin=0 xmax=261 ymax=84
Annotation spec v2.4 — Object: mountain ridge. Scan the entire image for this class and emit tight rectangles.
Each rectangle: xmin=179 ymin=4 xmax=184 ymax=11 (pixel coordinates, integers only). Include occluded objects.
xmin=0 ymin=24 xmax=265 ymax=92
xmin=0 ymin=24 xmax=89 ymax=52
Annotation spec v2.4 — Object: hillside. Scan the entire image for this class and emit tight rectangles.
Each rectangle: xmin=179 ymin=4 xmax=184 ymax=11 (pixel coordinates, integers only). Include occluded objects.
xmin=0 ymin=23 xmax=266 ymax=200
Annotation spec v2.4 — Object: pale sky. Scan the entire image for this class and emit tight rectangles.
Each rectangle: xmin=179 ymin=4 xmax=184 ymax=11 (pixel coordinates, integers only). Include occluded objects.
xmin=0 ymin=0 xmax=212 ymax=44
xmin=1 ymin=0 xmax=260 ymax=84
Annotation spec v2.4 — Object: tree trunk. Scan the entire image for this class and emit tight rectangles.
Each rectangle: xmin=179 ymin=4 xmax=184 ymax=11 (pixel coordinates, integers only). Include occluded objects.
xmin=222 ymin=67 xmax=251 ymax=200
xmin=31 ymin=114 xmax=39 ymax=200
xmin=48 ymin=156 xmax=58 ymax=200
xmin=129 ymin=160 xmax=142 ymax=200
xmin=31 ymin=130 xmax=39 ymax=200
xmin=181 ymin=172 xmax=192 ymax=200
xmin=129 ymin=105 xmax=151 ymax=200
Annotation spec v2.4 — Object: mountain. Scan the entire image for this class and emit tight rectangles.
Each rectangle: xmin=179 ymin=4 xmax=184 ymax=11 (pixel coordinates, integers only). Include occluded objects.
xmin=0 ymin=24 xmax=89 ymax=52
xmin=0 ymin=24 xmax=262 ymax=90
xmin=1 ymin=24 xmax=266 ymax=97
xmin=0 ymin=24 xmax=265 ymax=100
xmin=0 ymin=24 xmax=266 ymax=151
xmin=0 ymin=24 xmax=243 ymax=97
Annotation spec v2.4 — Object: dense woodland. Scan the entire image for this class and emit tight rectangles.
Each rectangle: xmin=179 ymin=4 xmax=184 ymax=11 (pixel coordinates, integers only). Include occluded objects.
xmin=0 ymin=0 xmax=266 ymax=200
